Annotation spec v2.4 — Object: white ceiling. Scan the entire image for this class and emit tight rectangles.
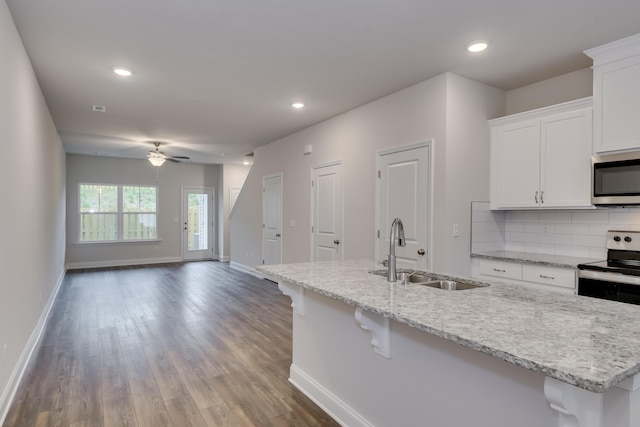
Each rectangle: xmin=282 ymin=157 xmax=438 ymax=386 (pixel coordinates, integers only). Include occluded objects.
xmin=6 ymin=0 xmax=640 ymax=165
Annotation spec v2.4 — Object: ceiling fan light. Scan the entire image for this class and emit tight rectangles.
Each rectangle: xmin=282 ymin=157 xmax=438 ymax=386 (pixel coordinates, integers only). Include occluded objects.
xmin=148 ymin=157 xmax=166 ymax=167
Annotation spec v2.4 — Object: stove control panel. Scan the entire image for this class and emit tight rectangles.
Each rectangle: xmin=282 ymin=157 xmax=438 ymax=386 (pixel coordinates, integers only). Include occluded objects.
xmin=607 ymin=230 xmax=640 ymax=251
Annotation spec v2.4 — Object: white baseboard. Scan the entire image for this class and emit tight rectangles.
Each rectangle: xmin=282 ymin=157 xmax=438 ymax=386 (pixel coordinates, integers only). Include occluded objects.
xmin=0 ymin=268 xmax=66 ymax=425
xmin=219 ymin=256 xmax=230 ymax=262
xmin=229 ymin=261 xmax=263 ymax=278
xmin=289 ymin=364 xmax=372 ymax=427
xmin=66 ymin=256 xmax=183 ymax=270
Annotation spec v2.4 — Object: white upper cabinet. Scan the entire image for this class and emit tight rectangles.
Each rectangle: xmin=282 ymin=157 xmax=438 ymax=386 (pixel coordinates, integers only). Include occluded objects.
xmin=585 ymin=33 xmax=640 ymax=153
xmin=491 ymin=119 xmax=541 ymax=208
xmin=489 ymin=98 xmax=593 ymax=210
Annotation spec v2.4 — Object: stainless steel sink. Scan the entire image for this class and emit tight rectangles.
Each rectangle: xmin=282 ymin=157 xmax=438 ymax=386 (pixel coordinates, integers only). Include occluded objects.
xmin=400 ymin=273 xmax=432 ymax=283
xmin=419 ymin=280 xmax=484 ymax=291
xmin=370 ymin=270 xmax=488 ymax=290
xmin=400 ymin=274 xmax=487 ymax=290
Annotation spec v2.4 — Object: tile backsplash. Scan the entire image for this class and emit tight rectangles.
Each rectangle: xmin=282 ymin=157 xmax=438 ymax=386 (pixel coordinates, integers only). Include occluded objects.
xmin=471 ymin=202 xmax=640 ymax=260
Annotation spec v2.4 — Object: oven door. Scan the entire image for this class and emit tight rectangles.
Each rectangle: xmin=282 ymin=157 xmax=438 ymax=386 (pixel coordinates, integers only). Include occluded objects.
xmin=578 ymin=269 xmax=640 ymax=305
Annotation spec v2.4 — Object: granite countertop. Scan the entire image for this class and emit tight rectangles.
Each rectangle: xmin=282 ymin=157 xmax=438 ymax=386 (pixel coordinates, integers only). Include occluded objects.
xmin=471 ymin=250 xmax=601 ymax=268
xmin=257 ymin=259 xmax=640 ymax=393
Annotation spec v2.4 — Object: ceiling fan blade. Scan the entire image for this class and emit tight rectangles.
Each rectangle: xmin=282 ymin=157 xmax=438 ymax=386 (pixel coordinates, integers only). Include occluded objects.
xmin=166 ymin=158 xmax=182 ymax=163
xmin=168 ymin=155 xmax=190 ymax=160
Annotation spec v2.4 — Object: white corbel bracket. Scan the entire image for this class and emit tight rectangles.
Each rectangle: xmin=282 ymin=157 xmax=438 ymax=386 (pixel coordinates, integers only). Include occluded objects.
xmin=544 ymin=376 xmax=604 ymax=427
xmin=278 ymin=281 xmax=305 ymax=316
xmin=355 ymin=307 xmax=391 ymax=359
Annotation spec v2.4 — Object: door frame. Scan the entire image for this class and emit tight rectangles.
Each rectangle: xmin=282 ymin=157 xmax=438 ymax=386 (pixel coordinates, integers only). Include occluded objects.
xmin=310 ymin=160 xmax=344 ymax=262
xmin=181 ymin=186 xmax=215 ymax=261
xmin=262 ymin=173 xmax=283 ymax=265
xmin=374 ymin=140 xmax=434 ymax=270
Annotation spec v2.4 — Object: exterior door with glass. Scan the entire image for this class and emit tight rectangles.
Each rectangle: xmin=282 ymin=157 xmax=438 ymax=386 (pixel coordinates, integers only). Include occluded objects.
xmin=182 ymin=187 xmax=214 ymax=261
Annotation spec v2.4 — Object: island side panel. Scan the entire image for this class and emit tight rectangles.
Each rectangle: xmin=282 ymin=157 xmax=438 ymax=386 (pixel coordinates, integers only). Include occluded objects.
xmin=288 ymin=286 xmax=556 ymax=427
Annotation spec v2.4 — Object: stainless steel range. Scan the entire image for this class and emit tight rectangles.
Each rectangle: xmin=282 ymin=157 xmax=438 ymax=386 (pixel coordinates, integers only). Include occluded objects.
xmin=577 ymin=230 xmax=640 ymax=305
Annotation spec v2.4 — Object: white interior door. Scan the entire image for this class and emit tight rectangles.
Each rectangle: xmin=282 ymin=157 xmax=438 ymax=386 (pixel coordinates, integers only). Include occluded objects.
xmin=182 ymin=187 xmax=214 ymax=261
xmin=262 ymin=174 xmax=282 ymax=265
xmin=311 ymin=162 xmax=343 ymax=262
xmin=377 ymin=144 xmax=430 ymax=270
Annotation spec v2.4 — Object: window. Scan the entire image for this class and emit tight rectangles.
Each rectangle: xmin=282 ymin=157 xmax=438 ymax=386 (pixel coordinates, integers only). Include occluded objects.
xmin=123 ymin=186 xmax=157 ymax=240
xmin=79 ymin=184 xmax=158 ymax=242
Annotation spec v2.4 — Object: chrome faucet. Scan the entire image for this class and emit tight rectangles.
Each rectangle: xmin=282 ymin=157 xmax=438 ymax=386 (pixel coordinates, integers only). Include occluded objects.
xmin=388 ymin=217 xmax=406 ymax=282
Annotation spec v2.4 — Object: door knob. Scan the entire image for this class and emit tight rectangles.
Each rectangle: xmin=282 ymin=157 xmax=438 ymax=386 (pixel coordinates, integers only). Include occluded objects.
xmin=334 ymin=240 xmax=340 ymax=245
xmin=417 ymin=249 xmax=425 ymax=255
xmin=276 ymin=233 xmax=281 ymax=237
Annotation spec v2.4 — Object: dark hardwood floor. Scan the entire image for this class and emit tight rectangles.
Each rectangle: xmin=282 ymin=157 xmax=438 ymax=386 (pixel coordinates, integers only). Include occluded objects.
xmin=4 ymin=261 xmax=340 ymax=427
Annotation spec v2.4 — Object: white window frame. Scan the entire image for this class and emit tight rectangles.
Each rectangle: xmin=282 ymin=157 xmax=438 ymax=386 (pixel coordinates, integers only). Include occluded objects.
xmin=78 ymin=183 xmax=160 ymax=243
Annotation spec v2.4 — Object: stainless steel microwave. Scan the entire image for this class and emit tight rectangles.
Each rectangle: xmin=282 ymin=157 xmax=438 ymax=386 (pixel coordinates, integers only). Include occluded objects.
xmin=592 ymin=151 xmax=640 ymax=205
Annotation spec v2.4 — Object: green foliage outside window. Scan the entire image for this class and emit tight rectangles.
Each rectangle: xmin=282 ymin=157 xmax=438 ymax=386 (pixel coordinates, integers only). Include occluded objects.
xmin=80 ymin=185 xmax=117 ymax=213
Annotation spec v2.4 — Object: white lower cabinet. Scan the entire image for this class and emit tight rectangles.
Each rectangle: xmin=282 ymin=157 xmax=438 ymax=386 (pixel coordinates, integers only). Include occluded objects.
xmin=474 ymin=259 xmax=522 ymax=286
xmin=472 ymin=258 xmax=576 ymax=294
xmin=522 ymin=264 xmax=576 ymax=294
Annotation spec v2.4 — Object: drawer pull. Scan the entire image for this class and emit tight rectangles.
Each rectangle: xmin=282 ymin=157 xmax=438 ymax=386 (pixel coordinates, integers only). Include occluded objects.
xmin=493 ymin=268 xmax=506 ymax=273
xmin=539 ymin=274 xmax=555 ymax=280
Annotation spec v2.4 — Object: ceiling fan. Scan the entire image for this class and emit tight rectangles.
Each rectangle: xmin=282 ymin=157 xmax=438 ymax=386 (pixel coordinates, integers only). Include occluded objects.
xmin=147 ymin=142 xmax=190 ymax=167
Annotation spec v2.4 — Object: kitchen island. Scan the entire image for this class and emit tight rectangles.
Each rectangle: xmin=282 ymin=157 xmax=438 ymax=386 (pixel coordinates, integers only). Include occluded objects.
xmin=258 ymin=260 xmax=640 ymax=427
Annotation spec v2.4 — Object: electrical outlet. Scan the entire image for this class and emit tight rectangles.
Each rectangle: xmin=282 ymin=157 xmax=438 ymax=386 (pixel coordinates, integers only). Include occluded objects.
xmin=453 ymin=224 xmax=460 ymax=238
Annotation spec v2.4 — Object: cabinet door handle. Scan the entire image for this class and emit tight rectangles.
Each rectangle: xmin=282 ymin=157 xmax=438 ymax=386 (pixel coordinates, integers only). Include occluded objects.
xmin=493 ymin=268 xmax=506 ymax=273
xmin=539 ymin=274 xmax=554 ymax=280
xmin=540 ymin=190 xmax=544 ymax=204
xmin=534 ymin=191 xmax=538 ymax=204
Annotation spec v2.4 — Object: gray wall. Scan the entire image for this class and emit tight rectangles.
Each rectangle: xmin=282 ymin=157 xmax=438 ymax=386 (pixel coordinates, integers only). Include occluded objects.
xmin=506 ymin=68 xmax=592 ymax=114
xmin=230 ymin=73 xmax=505 ymax=276
xmin=65 ymin=155 xmax=221 ymax=268
xmin=0 ymin=0 xmax=67 ymax=416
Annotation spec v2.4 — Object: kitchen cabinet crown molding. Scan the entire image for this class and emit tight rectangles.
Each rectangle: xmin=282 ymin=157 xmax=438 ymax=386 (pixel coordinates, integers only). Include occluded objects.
xmin=585 ymin=33 xmax=640 ymax=67
xmin=489 ymin=97 xmax=593 ymax=127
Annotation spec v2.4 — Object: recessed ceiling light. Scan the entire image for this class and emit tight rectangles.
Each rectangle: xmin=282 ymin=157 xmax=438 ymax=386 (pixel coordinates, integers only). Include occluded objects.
xmin=112 ymin=66 xmax=134 ymax=77
xmin=291 ymin=102 xmax=305 ymax=109
xmin=466 ymin=40 xmax=489 ymax=53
